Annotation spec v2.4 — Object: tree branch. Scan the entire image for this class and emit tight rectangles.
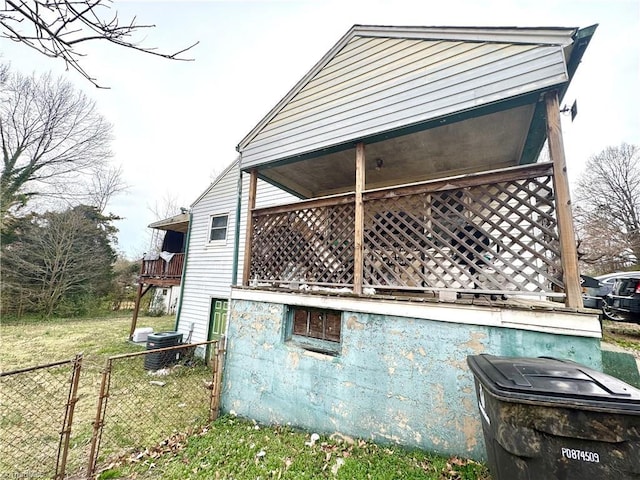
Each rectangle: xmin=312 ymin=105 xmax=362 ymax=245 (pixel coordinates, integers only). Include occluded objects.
xmin=1 ymin=0 xmax=198 ymax=88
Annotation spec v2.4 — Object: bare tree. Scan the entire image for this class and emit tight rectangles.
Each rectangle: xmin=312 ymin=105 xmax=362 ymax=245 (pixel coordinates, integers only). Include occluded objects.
xmin=148 ymin=191 xmax=183 ymax=222
xmin=574 ymin=143 xmax=640 ymax=273
xmin=84 ymin=164 xmax=128 ymax=213
xmin=0 ymin=66 xmax=113 ymax=231
xmin=1 ymin=0 xmax=197 ymax=88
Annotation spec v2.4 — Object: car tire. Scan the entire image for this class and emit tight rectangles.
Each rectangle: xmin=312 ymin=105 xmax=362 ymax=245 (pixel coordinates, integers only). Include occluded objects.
xmin=602 ymin=298 xmax=631 ymax=322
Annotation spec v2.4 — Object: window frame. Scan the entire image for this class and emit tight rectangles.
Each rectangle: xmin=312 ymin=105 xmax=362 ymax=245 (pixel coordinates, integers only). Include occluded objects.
xmin=208 ymin=213 xmax=229 ymax=245
xmin=285 ymin=306 xmax=342 ymax=356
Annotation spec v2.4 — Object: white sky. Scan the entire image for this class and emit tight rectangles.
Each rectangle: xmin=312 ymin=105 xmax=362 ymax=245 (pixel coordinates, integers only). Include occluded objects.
xmin=2 ymin=0 xmax=639 ymax=258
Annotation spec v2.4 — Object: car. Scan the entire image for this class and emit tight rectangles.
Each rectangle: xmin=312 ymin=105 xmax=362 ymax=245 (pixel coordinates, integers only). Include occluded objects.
xmin=581 ymin=274 xmax=605 ymax=309
xmin=581 ymin=272 xmax=634 ymax=309
xmin=601 ymin=273 xmax=640 ymax=322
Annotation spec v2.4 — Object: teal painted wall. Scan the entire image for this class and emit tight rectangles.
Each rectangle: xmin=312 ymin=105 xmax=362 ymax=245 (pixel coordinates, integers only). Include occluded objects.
xmin=221 ymin=299 xmax=601 ymax=459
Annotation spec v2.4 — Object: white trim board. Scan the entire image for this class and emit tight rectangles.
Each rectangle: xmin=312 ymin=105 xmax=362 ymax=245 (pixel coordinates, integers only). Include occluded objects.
xmin=231 ymin=288 xmax=602 ymax=339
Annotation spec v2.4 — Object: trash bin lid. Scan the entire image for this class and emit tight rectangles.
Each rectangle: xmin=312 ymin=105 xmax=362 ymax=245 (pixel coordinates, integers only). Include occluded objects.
xmin=467 ymin=355 xmax=640 ymax=413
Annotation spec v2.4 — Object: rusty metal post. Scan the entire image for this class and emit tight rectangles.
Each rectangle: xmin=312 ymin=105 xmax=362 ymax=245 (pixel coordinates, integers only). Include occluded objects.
xmin=86 ymin=359 xmax=112 ymax=478
xmin=55 ymin=353 xmax=83 ymax=480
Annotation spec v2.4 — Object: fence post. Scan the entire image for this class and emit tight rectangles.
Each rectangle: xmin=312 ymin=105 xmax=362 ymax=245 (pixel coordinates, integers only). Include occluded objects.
xmin=86 ymin=359 xmax=112 ymax=478
xmin=55 ymin=353 xmax=83 ymax=480
xmin=209 ymin=339 xmax=225 ymax=421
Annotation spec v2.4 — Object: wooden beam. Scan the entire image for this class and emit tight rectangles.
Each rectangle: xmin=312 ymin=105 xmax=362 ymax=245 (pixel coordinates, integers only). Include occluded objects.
xmin=254 ymin=192 xmax=356 ymax=216
xmin=545 ymin=91 xmax=583 ymax=309
xmin=354 ymin=143 xmax=365 ymax=295
xmin=364 ymin=162 xmax=554 ymax=201
xmin=242 ymin=169 xmax=258 ymax=286
xmin=129 ymin=284 xmax=153 ymax=339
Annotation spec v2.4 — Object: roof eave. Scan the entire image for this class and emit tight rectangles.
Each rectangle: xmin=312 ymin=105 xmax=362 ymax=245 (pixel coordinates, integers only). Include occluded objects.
xmin=518 ymin=24 xmax=598 ymax=165
xmin=190 ymin=156 xmax=240 ymax=208
xmin=148 ymin=213 xmax=190 ymax=231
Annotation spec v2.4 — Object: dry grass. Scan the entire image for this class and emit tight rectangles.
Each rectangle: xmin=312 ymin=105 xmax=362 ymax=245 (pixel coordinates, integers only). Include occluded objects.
xmin=0 ymin=315 xmax=181 ymax=477
xmin=1 ymin=315 xmax=176 ymax=370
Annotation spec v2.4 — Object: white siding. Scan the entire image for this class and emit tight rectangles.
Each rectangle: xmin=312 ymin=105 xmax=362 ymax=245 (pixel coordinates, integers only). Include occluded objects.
xmin=177 ymin=165 xmax=297 ymax=342
xmin=241 ymin=36 xmax=568 ymax=168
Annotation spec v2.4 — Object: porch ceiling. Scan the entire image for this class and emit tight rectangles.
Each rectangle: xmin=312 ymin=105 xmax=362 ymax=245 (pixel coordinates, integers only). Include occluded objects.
xmin=258 ymin=104 xmax=536 ymax=198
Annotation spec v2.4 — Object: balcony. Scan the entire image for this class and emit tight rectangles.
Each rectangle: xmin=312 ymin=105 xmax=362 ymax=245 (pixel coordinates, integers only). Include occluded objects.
xmin=139 ymin=252 xmax=185 ymax=287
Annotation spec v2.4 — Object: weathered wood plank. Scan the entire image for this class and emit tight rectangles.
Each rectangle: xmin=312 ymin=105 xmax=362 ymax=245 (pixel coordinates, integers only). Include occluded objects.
xmin=364 ymin=162 xmax=553 ymax=200
xmin=545 ymin=91 xmax=583 ymax=309
xmin=253 ymin=192 xmax=354 ymax=216
xmin=354 ymin=143 xmax=365 ymax=294
xmin=247 ymin=162 xmax=565 ymax=297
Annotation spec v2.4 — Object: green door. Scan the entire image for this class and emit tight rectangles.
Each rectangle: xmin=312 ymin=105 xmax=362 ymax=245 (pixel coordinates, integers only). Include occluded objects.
xmin=206 ymin=298 xmax=228 ymax=363
xmin=208 ymin=298 xmax=229 ymax=338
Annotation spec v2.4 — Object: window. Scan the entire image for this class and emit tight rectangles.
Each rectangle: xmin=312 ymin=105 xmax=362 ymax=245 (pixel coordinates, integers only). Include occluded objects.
xmin=209 ymin=214 xmax=229 ymax=242
xmin=287 ymin=307 xmax=342 ymax=355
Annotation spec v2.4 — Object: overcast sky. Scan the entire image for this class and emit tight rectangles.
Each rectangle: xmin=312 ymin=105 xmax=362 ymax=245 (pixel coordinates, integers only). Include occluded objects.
xmin=3 ymin=0 xmax=638 ymax=258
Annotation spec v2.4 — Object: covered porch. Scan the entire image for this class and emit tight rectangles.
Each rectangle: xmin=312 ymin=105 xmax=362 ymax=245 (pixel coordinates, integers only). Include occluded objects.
xmin=240 ymin=92 xmax=585 ymax=310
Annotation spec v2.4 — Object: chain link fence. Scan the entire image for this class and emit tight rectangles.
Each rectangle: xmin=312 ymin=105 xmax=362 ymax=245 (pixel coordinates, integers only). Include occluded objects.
xmin=87 ymin=340 xmax=223 ymax=477
xmin=1 ymin=339 xmax=223 ymax=479
xmin=0 ymin=355 xmax=82 ymax=480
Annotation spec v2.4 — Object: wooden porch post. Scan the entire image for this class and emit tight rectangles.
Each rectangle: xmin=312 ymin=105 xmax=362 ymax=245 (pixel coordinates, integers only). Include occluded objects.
xmin=130 ymin=284 xmax=153 ymax=339
xmin=242 ymin=169 xmax=258 ymax=286
xmin=129 ymin=282 xmax=144 ymax=340
xmin=354 ymin=143 xmax=365 ymax=295
xmin=545 ymin=90 xmax=583 ymax=309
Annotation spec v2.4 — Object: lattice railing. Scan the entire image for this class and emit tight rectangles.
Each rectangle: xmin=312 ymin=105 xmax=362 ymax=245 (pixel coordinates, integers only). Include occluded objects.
xmin=363 ymin=171 xmax=561 ymax=293
xmin=249 ymin=163 xmax=562 ymax=295
xmin=250 ymin=198 xmax=355 ymax=286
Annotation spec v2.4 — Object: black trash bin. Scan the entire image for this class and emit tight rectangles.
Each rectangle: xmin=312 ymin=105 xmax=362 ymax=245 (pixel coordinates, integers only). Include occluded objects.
xmin=467 ymin=354 xmax=640 ymax=480
xmin=144 ymin=331 xmax=183 ymax=370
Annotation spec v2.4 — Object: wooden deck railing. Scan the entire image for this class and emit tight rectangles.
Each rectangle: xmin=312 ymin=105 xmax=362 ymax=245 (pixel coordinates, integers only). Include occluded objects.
xmin=140 ymin=253 xmax=185 ymax=281
xmin=247 ymin=163 xmax=565 ymax=297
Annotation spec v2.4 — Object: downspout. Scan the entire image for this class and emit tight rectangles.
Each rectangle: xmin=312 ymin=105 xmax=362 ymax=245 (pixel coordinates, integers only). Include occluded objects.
xmin=231 ymin=169 xmax=243 ymax=287
xmin=226 ymin=169 xmax=244 ymax=350
xmin=173 ymin=210 xmax=193 ymax=332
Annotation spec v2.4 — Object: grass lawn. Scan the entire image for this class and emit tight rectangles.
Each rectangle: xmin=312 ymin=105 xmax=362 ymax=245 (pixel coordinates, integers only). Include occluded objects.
xmin=0 ymin=314 xmax=176 ymax=370
xmin=1 ymin=315 xmax=491 ymax=480
xmin=1 ymin=314 xmax=177 ymax=477
xmin=602 ymin=320 xmax=640 ymax=353
xmin=103 ymin=416 xmax=490 ymax=480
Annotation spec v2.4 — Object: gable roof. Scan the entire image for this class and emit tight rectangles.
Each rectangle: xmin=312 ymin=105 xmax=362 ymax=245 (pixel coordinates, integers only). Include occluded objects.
xmin=237 ymin=25 xmax=585 ymax=155
xmin=236 ymin=24 xmax=596 ymax=197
